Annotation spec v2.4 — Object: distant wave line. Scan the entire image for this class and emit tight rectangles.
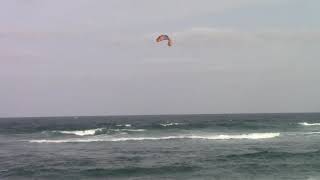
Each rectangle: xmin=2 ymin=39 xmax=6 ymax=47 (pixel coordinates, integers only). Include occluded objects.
xmin=111 ymin=129 xmax=146 ymax=132
xmin=116 ymin=124 xmax=132 ymax=127
xmin=29 ymin=132 xmax=280 ymax=143
xmin=48 ymin=128 xmax=146 ymax=136
xmin=160 ymin=123 xmax=184 ymax=127
xmin=299 ymin=122 xmax=320 ymax=126
xmin=51 ymin=128 xmax=104 ymax=136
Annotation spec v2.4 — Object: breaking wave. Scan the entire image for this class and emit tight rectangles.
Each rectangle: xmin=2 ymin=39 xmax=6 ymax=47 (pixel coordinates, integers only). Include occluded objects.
xmin=116 ymin=124 xmax=132 ymax=127
xmin=48 ymin=127 xmax=145 ymax=136
xmin=51 ymin=128 xmax=104 ymax=136
xmin=299 ymin=122 xmax=320 ymax=126
xmin=29 ymin=133 xmax=280 ymax=143
xmin=160 ymin=123 xmax=184 ymax=127
xmin=111 ymin=129 xmax=146 ymax=132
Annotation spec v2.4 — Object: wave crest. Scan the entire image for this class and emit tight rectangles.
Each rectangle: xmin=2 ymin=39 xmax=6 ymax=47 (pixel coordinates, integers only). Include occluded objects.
xmin=52 ymin=128 xmax=104 ymax=136
xmin=160 ymin=123 xmax=183 ymax=127
xmin=48 ymin=127 xmax=146 ymax=136
xmin=299 ymin=122 xmax=320 ymax=126
xmin=116 ymin=124 xmax=132 ymax=127
xmin=111 ymin=129 xmax=146 ymax=132
xmin=29 ymin=133 xmax=280 ymax=143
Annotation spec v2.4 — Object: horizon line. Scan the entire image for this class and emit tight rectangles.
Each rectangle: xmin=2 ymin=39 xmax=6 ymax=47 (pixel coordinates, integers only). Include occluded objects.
xmin=1 ymin=111 xmax=320 ymax=119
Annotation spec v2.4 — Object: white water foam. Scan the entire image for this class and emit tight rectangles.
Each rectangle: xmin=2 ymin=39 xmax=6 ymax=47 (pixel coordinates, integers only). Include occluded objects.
xmin=50 ymin=127 xmax=145 ymax=136
xmin=52 ymin=128 xmax=104 ymax=136
xmin=160 ymin=123 xmax=183 ymax=127
xmin=299 ymin=122 xmax=320 ymax=126
xmin=112 ymin=129 xmax=146 ymax=132
xmin=116 ymin=124 xmax=132 ymax=127
xmin=29 ymin=133 xmax=280 ymax=143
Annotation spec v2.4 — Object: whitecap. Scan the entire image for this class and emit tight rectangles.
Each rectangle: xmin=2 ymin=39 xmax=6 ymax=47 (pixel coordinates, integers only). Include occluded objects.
xmin=52 ymin=128 xmax=104 ymax=136
xmin=116 ymin=124 xmax=132 ymax=127
xmin=111 ymin=129 xmax=146 ymax=132
xmin=160 ymin=123 xmax=183 ymax=127
xmin=191 ymin=133 xmax=280 ymax=140
xmin=299 ymin=122 xmax=320 ymax=126
xmin=29 ymin=132 xmax=280 ymax=143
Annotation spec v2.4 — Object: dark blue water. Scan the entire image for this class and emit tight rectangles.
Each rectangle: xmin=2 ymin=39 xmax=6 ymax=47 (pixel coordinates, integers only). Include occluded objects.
xmin=1 ymin=113 xmax=320 ymax=179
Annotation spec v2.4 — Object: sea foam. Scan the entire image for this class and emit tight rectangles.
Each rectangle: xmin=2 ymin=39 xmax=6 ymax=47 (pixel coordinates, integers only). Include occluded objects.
xmin=29 ymin=133 xmax=280 ymax=143
xmin=160 ymin=123 xmax=183 ymax=127
xmin=111 ymin=129 xmax=146 ymax=132
xmin=299 ymin=122 xmax=320 ymax=126
xmin=52 ymin=128 xmax=104 ymax=136
xmin=116 ymin=124 xmax=132 ymax=127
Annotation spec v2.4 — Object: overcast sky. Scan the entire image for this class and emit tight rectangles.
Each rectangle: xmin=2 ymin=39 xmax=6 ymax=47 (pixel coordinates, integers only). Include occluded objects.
xmin=1 ymin=0 xmax=319 ymax=117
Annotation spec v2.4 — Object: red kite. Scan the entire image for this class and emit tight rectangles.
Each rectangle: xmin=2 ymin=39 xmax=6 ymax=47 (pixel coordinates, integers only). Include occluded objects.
xmin=156 ymin=34 xmax=173 ymax=47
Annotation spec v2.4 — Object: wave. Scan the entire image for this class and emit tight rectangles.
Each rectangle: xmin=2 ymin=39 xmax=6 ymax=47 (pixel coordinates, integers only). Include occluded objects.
xmin=47 ymin=127 xmax=145 ymax=136
xmin=302 ymin=132 xmax=320 ymax=135
xmin=51 ymin=128 xmax=104 ymax=136
xmin=111 ymin=129 xmax=146 ymax=132
xmin=81 ymin=165 xmax=197 ymax=177
xmin=2 ymin=165 xmax=198 ymax=178
xmin=29 ymin=132 xmax=280 ymax=143
xmin=116 ymin=124 xmax=132 ymax=127
xmin=222 ymin=150 xmax=320 ymax=160
xmin=160 ymin=123 xmax=184 ymax=127
xmin=299 ymin=122 xmax=320 ymax=126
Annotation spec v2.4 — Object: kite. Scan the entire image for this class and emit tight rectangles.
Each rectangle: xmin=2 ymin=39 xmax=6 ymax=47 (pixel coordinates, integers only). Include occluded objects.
xmin=156 ymin=34 xmax=173 ymax=47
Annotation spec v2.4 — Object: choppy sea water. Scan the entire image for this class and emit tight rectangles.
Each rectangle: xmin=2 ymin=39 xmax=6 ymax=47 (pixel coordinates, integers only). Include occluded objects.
xmin=1 ymin=113 xmax=320 ymax=180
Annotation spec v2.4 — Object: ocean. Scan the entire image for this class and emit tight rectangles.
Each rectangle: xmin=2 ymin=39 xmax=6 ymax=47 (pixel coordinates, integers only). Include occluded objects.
xmin=1 ymin=113 xmax=320 ymax=180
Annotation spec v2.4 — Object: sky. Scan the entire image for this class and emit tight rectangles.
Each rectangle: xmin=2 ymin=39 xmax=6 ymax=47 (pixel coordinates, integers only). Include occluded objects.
xmin=0 ymin=0 xmax=320 ymax=117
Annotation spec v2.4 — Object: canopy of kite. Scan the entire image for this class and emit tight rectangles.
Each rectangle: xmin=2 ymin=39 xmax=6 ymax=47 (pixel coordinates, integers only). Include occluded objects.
xmin=156 ymin=34 xmax=173 ymax=47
